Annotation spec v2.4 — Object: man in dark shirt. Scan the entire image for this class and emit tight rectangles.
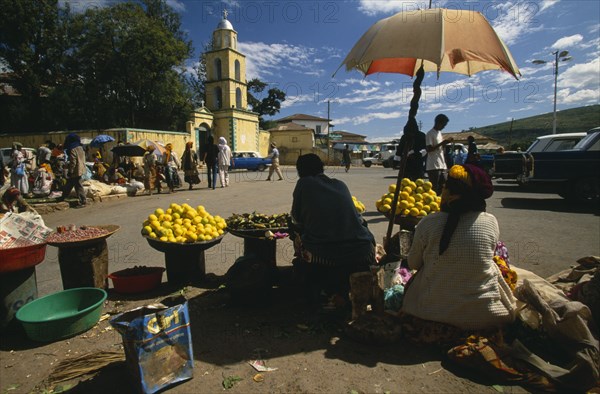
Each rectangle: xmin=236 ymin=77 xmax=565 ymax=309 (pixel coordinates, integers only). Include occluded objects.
xmin=291 ymin=154 xmax=375 ymax=303
xmin=395 ymin=118 xmax=426 ymax=180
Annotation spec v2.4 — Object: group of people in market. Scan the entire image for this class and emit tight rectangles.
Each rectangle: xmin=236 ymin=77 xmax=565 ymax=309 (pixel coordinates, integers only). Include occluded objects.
xmin=140 ymin=136 xmax=238 ymax=194
xmin=1 ymin=133 xmax=286 ymax=204
xmin=291 ymin=113 xmax=516 ymax=343
xmin=0 ymin=141 xmax=62 ymax=200
xmin=394 ymin=114 xmax=481 ymax=194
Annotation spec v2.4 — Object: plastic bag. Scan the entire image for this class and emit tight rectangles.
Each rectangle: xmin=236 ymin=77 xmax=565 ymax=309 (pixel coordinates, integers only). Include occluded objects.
xmin=110 ymin=297 xmax=194 ymax=394
xmin=15 ymin=164 xmax=25 ymax=176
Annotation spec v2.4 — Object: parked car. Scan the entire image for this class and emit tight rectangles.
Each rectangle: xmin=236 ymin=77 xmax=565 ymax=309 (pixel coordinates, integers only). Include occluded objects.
xmin=520 ymin=127 xmax=599 ymax=201
xmin=493 ymin=132 xmax=586 ymax=180
xmin=230 ymin=151 xmax=271 ymax=171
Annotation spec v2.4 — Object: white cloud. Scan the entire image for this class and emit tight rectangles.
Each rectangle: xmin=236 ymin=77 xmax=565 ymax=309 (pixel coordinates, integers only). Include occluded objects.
xmin=238 ymin=41 xmax=324 ymax=80
xmin=580 ymin=36 xmax=600 ymax=52
xmin=357 ymin=0 xmax=428 ymax=16
xmin=166 ymin=0 xmax=186 ymax=12
xmin=335 ymin=111 xmax=404 ymax=125
xmin=551 ymin=34 xmax=584 ymax=50
xmin=490 ymin=2 xmax=544 ymax=46
xmin=558 ymin=58 xmax=600 ymax=90
xmin=539 ymin=0 xmax=560 ymax=12
xmin=338 ymin=78 xmax=381 ymax=88
xmin=558 ymin=89 xmax=599 ymax=104
xmin=281 ymin=94 xmax=314 ymax=109
xmin=223 ymin=0 xmax=241 ymax=9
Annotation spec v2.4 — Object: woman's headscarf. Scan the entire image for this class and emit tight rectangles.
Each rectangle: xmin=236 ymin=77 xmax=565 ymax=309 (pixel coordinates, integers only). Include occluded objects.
xmin=218 ymin=137 xmax=227 ymax=145
xmin=439 ymin=164 xmax=494 ymax=255
xmin=64 ymin=133 xmax=81 ymax=150
xmin=64 ymin=133 xmax=82 ymax=157
xmin=165 ymin=143 xmax=173 ymax=163
xmin=185 ymin=141 xmax=193 ymax=150
xmin=2 ymin=187 xmax=21 ymax=203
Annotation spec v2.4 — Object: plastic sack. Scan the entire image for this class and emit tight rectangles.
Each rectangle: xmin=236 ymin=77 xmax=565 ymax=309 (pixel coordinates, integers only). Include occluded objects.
xmin=15 ymin=164 xmax=25 ymax=176
xmin=110 ymin=297 xmax=194 ymax=394
xmin=81 ymin=166 xmax=93 ymax=181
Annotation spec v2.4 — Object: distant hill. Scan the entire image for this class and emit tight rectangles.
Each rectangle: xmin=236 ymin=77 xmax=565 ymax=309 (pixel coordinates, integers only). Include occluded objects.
xmin=470 ymin=105 xmax=600 ymax=150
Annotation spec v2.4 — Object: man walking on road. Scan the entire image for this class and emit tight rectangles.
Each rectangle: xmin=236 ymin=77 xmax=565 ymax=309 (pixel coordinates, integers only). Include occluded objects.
xmin=425 ymin=114 xmax=453 ymax=194
xmin=342 ymin=144 xmax=351 ymax=172
xmin=266 ymin=142 xmax=283 ymax=181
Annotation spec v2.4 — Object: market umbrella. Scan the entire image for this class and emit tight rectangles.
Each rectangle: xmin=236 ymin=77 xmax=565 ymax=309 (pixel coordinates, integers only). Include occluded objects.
xmin=335 ymin=8 xmax=520 ymax=79
xmin=334 ymin=7 xmax=521 ymax=250
xmin=90 ymin=134 xmax=115 ymax=148
xmin=133 ymin=139 xmax=167 ymax=156
xmin=111 ymin=140 xmax=166 ymax=157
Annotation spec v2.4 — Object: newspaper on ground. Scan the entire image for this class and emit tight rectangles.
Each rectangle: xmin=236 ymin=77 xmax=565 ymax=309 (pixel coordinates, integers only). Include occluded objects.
xmin=0 ymin=211 xmax=52 ymax=249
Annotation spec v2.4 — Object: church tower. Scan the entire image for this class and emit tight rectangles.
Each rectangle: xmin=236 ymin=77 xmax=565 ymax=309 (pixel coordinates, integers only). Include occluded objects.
xmin=205 ymin=10 xmax=248 ymax=111
xmin=203 ymin=10 xmax=260 ymax=152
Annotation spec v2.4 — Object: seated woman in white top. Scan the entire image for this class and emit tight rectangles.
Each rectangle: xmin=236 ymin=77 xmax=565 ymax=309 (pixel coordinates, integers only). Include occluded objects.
xmin=402 ymin=164 xmax=517 ymax=331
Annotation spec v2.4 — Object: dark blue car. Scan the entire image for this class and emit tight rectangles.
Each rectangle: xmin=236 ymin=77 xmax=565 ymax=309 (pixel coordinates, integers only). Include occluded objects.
xmin=230 ymin=151 xmax=272 ymax=172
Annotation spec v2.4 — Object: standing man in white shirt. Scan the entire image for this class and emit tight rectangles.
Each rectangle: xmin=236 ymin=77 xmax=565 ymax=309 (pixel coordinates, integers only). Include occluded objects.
xmin=266 ymin=142 xmax=284 ymax=181
xmin=425 ymin=114 xmax=453 ymax=194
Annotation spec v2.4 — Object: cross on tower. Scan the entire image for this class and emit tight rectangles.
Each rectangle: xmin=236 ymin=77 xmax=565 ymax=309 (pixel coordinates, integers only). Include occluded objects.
xmin=223 ymin=9 xmax=228 ymax=19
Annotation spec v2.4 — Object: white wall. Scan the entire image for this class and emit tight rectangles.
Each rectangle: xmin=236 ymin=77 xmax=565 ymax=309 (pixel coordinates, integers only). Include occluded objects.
xmin=292 ymin=119 xmax=329 ymax=135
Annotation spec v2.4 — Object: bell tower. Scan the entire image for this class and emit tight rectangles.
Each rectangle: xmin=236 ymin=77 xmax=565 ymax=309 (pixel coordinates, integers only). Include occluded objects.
xmin=201 ymin=10 xmax=259 ymax=152
xmin=205 ymin=10 xmax=248 ymax=111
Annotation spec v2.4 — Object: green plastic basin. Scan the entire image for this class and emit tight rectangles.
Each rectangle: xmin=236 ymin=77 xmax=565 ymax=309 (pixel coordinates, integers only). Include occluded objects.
xmin=16 ymin=287 xmax=107 ymax=342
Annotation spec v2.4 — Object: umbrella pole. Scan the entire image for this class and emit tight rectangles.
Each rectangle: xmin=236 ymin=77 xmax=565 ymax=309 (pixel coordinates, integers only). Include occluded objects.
xmin=384 ymin=143 xmax=411 ymax=251
xmin=384 ymin=66 xmax=425 ymax=254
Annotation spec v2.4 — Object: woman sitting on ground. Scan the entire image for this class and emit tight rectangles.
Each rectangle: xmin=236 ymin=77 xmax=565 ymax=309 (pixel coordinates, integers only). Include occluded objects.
xmin=0 ymin=187 xmax=36 ymax=215
xmin=290 ymin=153 xmax=376 ymax=305
xmin=401 ymin=164 xmax=517 ymax=336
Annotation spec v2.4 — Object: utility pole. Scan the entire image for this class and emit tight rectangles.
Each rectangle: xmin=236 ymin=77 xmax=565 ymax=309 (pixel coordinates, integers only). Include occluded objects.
xmin=508 ymin=118 xmax=514 ymax=148
xmin=533 ymin=50 xmax=572 ymax=134
xmin=327 ymin=100 xmax=331 ymax=163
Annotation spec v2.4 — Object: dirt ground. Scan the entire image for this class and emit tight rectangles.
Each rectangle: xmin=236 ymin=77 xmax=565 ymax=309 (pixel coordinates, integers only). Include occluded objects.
xmin=0 ymin=265 xmax=533 ymax=394
xmin=3 ymin=166 xmax=597 ymax=394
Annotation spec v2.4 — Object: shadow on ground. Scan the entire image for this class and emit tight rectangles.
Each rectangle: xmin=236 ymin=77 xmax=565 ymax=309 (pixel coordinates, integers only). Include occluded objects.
xmin=500 ymin=197 xmax=600 ymax=215
xmin=16 ymin=268 xmax=456 ymax=393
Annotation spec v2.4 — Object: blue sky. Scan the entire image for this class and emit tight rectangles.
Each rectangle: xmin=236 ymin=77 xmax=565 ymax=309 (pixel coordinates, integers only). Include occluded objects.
xmin=71 ymin=0 xmax=599 ymax=141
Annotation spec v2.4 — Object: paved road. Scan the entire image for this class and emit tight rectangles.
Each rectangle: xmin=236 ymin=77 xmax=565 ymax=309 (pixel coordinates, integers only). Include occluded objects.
xmin=35 ymin=165 xmax=600 ymax=296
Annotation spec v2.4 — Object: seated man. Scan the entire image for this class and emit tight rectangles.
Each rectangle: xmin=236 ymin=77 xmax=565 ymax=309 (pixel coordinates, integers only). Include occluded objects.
xmin=290 ymin=153 xmax=376 ymax=305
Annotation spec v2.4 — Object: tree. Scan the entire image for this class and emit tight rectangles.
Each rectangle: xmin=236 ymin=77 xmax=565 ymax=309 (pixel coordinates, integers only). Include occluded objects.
xmin=247 ymin=78 xmax=286 ymax=129
xmin=62 ymin=1 xmax=194 ymax=129
xmin=0 ymin=0 xmax=72 ymax=131
xmin=0 ymin=0 xmax=195 ymax=132
xmin=185 ymin=41 xmax=212 ymax=109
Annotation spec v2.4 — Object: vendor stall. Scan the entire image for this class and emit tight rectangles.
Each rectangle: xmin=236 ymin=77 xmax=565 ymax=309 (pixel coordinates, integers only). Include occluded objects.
xmin=226 ymin=213 xmax=290 ymax=268
xmin=141 ymin=203 xmax=228 ymax=284
xmin=46 ymin=225 xmax=120 ymax=290
xmin=0 ymin=212 xmax=52 ymax=330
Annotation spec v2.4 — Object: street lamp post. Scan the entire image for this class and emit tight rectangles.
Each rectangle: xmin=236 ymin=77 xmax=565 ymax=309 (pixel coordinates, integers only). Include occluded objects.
xmin=533 ymin=50 xmax=572 ymax=134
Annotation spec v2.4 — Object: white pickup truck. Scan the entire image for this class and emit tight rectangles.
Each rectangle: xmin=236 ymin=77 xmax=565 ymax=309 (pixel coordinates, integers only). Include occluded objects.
xmin=362 ymin=144 xmax=398 ymax=167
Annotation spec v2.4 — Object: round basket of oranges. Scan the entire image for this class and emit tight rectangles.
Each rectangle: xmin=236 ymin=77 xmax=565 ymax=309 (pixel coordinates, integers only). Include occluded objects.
xmin=376 ymin=178 xmax=442 ymax=230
